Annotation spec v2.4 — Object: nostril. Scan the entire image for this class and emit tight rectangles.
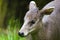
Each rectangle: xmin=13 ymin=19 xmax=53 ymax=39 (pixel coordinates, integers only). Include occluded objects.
xmin=21 ymin=32 xmax=24 ymax=35
xmin=18 ymin=32 xmax=24 ymax=37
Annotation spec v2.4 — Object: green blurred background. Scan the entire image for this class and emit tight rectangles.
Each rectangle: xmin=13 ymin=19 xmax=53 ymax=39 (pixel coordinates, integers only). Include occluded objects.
xmin=0 ymin=0 xmax=52 ymax=40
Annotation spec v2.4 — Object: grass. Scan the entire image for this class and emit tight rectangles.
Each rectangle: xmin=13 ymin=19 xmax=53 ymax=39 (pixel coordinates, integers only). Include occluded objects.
xmin=0 ymin=18 xmax=26 ymax=40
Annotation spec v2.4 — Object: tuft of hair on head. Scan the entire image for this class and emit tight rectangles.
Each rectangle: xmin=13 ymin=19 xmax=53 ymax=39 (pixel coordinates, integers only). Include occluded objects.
xmin=29 ymin=1 xmax=37 ymax=10
xmin=30 ymin=1 xmax=35 ymax=4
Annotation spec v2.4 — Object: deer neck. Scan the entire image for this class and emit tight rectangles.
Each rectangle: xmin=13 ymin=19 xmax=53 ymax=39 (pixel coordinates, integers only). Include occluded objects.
xmin=30 ymin=28 xmax=46 ymax=40
xmin=31 ymin=31 xmax=41 ymax=40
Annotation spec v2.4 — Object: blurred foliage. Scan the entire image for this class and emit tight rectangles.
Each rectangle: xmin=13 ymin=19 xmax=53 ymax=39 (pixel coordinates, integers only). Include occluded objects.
xmin=0 ymin=0 xmax=52 ymax=28
xmin=34 ymin=0 xmax=52 ymax=9
xmin=0 ymin=0 xmax=8 ymax=28
xmin=0 ymin=17 xmax=26 ymax=40
xmin=0 ymin=0 xmax=53 ymax=40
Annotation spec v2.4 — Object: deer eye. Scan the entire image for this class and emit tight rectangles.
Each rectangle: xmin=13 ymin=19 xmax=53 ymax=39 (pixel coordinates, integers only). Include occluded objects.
xmin=30 ymin=20 xmax=35 ymax=24
xmin=29 ymin=20 xmax=35 ymax=26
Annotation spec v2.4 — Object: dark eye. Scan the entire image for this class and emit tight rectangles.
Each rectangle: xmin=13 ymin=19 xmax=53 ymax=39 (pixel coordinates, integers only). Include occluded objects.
xmin=29 ymin=20 xmax=35 ymax=26
xmin=30 ymin=20 xmax=35 ymax=24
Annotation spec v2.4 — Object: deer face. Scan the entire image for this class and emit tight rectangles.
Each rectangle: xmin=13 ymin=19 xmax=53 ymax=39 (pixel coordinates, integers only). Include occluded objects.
xmin=18 ymin=1 xmax=54 ymax=37
xmin=18 ymin=8 xmax=41 ymax=37
xmin=18 ymin=1 xmax=41 ymax=37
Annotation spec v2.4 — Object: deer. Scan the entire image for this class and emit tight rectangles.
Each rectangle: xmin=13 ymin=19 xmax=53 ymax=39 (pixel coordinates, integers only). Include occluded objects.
xmin=18 ymin=0 xmax=60 ymax=40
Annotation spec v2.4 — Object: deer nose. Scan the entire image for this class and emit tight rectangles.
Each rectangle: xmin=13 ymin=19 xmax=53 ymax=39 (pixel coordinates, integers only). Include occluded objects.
xmin=18 ymin=32 xmax=24 ymax=37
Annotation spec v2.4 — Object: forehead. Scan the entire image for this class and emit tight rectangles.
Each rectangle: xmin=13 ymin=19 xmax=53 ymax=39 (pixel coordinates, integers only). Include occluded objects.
xmin=24 ymin=9 xmax=38 ymax=21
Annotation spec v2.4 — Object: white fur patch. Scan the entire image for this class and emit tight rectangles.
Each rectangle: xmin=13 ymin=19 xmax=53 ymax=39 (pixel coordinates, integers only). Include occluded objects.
xmin=42 ymin=15 xmax=49 ymax=24
xmin=29 ymin=1 xmax=37 ymax=10
xmin=30 ymin=1 xmax=35 ymax=4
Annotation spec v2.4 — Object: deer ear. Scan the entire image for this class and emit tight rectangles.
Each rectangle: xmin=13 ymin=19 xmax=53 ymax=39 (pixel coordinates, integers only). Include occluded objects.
xmin=40 ymin=8 xmax=54 ymax=15
xmin=43 ymin=8 xmax=54 ymax=15
xmin=29 ymin=1 xmax=37 ymax=10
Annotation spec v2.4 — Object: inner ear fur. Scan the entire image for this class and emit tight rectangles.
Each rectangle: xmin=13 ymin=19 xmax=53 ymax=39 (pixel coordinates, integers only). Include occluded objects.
xmin=41 ymin=8 xmax=54 ymax=15
xmin=38 ymin=8 xmax=54 ymax=20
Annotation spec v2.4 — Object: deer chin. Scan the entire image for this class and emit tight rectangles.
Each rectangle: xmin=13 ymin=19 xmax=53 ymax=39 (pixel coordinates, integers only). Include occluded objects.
xmin=23 ymin=32 xmax=29 ymax=37
xmin=24 ymin=28 xmax=36 ymax=36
